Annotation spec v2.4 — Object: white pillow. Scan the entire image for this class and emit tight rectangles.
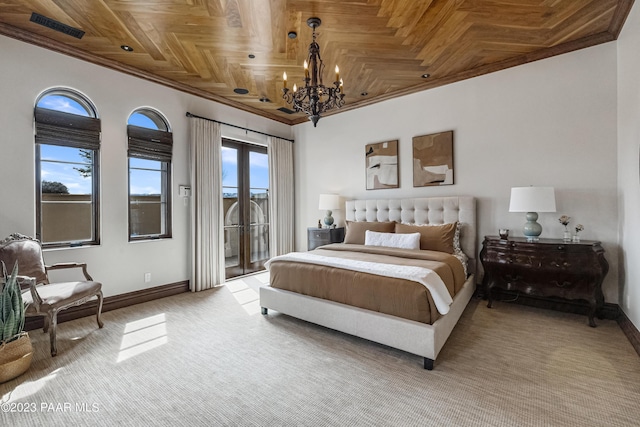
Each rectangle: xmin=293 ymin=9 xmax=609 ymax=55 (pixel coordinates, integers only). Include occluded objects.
xmin=364 ymin=230 xmax=420 ymax=250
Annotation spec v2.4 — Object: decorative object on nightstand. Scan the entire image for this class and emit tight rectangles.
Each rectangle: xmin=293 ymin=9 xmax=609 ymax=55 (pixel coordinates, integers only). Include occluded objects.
xmin=559 ymin=215 xmax=572 ymax=242
xmin=509 ymin=186 xmax=556 ymax=241
xmin=317 ymin=219 xmax=322 ymax=228
xmin=498 ymin=229 xmax=509 ymax=239
xmin=480 ymin=236 xmax=608 ymax=327
xmin=319 ymin=194 xmax=340 ymax=228
xmin=307 ymin=227 xmax=345 ymax=250
xmin=573 ymin=224 xmax=584 ymax=242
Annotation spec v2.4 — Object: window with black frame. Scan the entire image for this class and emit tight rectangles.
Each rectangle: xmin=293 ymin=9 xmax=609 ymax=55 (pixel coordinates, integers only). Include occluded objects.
xmin=35 ymin=89 xmax=101 ymax=247
xmin=127 ymin=109 xmax=172 ymax=240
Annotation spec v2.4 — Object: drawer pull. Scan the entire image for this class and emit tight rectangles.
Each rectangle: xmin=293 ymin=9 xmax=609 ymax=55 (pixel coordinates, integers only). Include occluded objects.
xmin=552 ymin=280 xmax=572 ymax=288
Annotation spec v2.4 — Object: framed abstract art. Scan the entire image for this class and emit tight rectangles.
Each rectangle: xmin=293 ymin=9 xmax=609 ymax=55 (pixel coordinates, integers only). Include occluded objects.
xmin=412 ymin=131 xmax=454 ymax=187
xmin=365 ymin=140 xmax=399 ymax=190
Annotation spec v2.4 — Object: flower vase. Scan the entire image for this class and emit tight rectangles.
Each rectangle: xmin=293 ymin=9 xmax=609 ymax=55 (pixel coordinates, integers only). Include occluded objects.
xmin=563 ymin=231 xmax=571 ymax=242
xmin=572 ymin=235 xmax=580 ymax=243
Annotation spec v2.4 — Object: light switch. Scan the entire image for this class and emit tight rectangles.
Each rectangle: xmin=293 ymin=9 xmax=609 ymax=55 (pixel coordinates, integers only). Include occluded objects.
xmin=179 ymin=185 xmax=191 ymax=197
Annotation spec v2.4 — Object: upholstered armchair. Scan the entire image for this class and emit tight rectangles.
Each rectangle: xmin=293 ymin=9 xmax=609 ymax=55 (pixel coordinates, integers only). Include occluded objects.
xmin=0 ymin=233 xmax=104 ymax=356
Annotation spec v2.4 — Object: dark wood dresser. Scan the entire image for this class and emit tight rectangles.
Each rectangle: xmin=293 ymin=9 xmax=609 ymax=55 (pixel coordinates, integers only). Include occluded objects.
xmin=480 ymin=236 xmax=608 ymax=327
xmin=307 ymin=227 xmax=345 ymax=251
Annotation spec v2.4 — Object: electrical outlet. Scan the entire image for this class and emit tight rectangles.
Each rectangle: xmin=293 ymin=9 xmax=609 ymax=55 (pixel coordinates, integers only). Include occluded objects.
xmin=144 ymin=273 xmax=151 ymax=283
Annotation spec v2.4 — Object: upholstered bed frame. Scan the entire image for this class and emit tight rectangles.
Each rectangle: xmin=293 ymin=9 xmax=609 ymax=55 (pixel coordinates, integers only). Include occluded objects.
xmin=260 ymin=196 xmax=477 ymax=369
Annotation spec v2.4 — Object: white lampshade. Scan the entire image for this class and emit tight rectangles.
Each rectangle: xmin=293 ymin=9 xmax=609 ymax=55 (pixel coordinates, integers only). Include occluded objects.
xmin=509 ymin=187 xmax=556 ymax=213
xmin=318 ymin=194 xmax=341 ymax=210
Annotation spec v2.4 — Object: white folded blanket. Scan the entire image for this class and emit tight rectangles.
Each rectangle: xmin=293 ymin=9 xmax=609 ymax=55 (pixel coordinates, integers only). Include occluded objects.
xmin=265 ymin=252 xmax=453 ymax=314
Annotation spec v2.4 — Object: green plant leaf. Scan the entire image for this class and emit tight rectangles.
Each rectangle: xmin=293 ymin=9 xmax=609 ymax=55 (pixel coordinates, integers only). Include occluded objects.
xmin=0 ymin=261 xmax=24 ymax=342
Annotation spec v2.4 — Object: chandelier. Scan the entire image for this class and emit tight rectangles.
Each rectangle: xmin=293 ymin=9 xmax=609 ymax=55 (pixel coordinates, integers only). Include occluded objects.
xmin=282 ymin=17 xmax=345 ymax=127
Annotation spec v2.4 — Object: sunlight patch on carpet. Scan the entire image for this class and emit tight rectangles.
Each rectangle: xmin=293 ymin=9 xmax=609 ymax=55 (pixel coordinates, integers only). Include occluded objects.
xmin=1 ymin=368 xmax=62 ymax=403
xmin=225 ymin=277 xmax=261 ymax=315
xmin=117 ymin=313 xmax=167 ymax=363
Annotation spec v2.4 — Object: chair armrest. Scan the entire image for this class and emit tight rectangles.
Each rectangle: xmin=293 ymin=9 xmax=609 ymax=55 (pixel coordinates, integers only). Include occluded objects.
xmin=46 ymin=262 xmax=94 ymax=281
xmin=17 ymin=275 xmax=42 ymax=310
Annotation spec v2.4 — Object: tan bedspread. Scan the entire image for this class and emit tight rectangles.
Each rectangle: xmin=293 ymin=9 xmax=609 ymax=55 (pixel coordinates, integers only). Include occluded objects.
xmin=267 ymin=244 xmax=466 ymax=324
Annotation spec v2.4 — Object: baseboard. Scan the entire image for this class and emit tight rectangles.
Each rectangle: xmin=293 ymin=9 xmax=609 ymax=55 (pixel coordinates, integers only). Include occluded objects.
xmin=25 ymin=280 xmax=190 ymax=331
xmin=617 ymin=310 xmax=640 ymax=358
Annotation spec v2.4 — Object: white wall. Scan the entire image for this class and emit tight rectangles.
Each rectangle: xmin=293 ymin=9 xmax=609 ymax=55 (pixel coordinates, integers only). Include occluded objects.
xmin=0 ymin=35 xmax=291 ymax=297
xmin=617 ymin=1 xmax=640 ymax=328
xmin=294 ymin=42 xmax=620 ymax=303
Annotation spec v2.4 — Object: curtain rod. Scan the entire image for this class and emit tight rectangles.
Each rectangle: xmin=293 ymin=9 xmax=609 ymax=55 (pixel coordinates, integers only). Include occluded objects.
xmin=185 ymin=112 xmax=294 ymax=143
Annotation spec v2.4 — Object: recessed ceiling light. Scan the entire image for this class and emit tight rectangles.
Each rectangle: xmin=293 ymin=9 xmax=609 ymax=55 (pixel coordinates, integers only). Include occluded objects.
xmin=259 ymin=97 xmax=271 ymax=103
xmin=288 ymin=31 xmax=297 ymax=39
xmin=234 ymin=88 xmax=249 ymax=95
xmin=361 ymin=92 xmax=368 ymax=96
xmin=121 ymin=45 xmax=133 ymax=52
xmin=421 ymin=73 xmax=430 ymax=78
xmin=248 ymin=54 xmax=255 ymax=59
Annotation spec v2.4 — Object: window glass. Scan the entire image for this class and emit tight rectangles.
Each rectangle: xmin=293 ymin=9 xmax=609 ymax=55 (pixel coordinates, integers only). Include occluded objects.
xmin=36 ymin=94 xmax=92 ymax=116
xmin=35 ymin=89 xmax=100 ymax=247
xmin=127 ymin=109 xmax=172 ymax=240
xmin=128 ymin=110 xmax=169 ymax=131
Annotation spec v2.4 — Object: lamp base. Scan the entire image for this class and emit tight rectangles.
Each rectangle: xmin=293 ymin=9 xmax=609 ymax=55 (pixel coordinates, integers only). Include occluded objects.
xmin=323 ymin=210 xmax=334 ymax=228
xmin=522 ymin=211 xmax=542 ymax=241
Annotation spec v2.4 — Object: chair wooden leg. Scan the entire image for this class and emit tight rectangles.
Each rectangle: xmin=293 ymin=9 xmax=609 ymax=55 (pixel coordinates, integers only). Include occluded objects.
xmin=49 ymin=311 xmax=59 ymax=357
xmin=96 ymin=291 xmax=104 ymax=328
xmin=43 ymin=315 xmax=50 ymax=333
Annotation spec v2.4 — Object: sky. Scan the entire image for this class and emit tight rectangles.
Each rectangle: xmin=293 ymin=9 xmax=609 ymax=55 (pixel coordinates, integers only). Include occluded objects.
xmin=38 ymin=94 xmax=269 ymax=195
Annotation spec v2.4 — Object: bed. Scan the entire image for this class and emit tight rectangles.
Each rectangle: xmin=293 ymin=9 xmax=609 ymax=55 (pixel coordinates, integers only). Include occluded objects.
xmin=259 ymin=196 xmax=476 ymax=369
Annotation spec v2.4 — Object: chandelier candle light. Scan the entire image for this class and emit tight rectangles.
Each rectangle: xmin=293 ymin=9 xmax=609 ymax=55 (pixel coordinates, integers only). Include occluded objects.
xmin=282 ymin=17 xmax=345 ymax=127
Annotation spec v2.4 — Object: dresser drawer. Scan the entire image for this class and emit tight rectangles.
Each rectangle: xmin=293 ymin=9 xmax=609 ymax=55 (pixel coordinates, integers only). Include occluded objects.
xmin=309 ymin=229 xmax=330 ymax=241
xmin=307 ymin=227 xmax=344 ymax=251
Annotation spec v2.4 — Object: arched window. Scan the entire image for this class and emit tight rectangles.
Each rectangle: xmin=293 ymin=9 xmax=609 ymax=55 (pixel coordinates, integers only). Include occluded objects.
xmin=127 ymin=108 xmax=172 ymax=240
xmin=35 ymin=88 xmax=100 ymax=247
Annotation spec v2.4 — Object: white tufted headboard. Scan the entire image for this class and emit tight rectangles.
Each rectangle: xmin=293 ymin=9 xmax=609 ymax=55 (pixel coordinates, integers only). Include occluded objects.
xmin=345 ymin=196 xmax=477 ymax=273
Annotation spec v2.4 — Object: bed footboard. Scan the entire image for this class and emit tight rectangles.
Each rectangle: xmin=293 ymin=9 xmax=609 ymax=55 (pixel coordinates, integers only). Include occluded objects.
xmin=260 ymin=274 xmax=475 ymax=369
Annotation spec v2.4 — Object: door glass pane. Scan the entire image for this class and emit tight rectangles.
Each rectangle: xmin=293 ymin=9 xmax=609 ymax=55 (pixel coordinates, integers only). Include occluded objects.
xmin=222 ymin=146 xmax=238 ymax=187
xmin=223 ymin=190 xmax=239 ymax=269
xmin=249 ymin=150 xmax=269 ymax=263
xmin=224 ymin=226 xmax=240 ymax=268
xmin=223 ymin=146 xmax=240 ymax=270
xmin=250 ymin=224 xmax=269 ymax=262
xmin=249 ymin=151 xmax=269 ymax=193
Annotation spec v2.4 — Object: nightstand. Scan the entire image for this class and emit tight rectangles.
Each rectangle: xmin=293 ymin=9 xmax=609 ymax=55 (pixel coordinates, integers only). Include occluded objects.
xmin=480 ymin=236 xmax=609 ymax=327
xmin=307 ymin=227 xmax=345 ymax=251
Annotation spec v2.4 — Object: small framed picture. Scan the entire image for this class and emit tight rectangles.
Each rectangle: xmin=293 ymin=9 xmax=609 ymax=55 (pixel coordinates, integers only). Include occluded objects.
xmin=365 ymin=140 xmax=398 ymax=190
xmin=412 ymin=131 xmax=454 ymax=187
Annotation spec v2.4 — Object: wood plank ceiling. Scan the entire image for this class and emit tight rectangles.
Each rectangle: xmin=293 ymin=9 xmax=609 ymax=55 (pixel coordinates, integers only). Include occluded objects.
xmin=0 ymin=0 xmax=633 ymax=126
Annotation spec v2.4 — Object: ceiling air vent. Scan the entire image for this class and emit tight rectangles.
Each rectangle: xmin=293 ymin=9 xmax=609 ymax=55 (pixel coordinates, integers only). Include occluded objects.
xmin=30 ymin=12 xmax=85 ymax=39
xmin=277 ymin=107 xmax=295 ymax=114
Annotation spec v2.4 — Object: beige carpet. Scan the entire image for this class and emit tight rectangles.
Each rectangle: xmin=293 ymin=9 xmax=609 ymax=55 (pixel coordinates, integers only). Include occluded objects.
xmin=1 ymin=272 xmax=639 ymax=426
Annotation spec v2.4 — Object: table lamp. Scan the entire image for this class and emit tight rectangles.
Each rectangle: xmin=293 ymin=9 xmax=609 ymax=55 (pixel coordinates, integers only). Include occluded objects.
xmin=509 ymin=186 xmax=556 ymax=241
xmin=318 ymin=194 xmax=340 ymax=228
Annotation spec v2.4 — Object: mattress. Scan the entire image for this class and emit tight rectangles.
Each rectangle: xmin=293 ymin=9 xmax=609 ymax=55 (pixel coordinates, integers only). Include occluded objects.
xmin=267 ymin=243 xmax=466 ymax=325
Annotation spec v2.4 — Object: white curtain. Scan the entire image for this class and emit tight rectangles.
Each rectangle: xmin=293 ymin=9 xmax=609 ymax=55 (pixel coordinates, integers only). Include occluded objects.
xmin=268 ymin=137 xmax=295 ymax=256
xmin=189 ymin=117 xmax=225 ymax=291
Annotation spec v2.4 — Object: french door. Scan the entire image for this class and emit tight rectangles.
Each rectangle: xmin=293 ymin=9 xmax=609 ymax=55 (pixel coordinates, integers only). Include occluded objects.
xmin=222 ymin=139 xmax=270 ymax=279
